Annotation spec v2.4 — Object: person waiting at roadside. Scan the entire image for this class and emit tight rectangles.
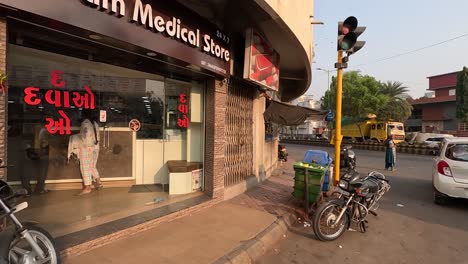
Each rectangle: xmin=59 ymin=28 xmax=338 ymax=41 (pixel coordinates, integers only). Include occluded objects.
xmin=384 ymin=135 xmax=396 ymax=171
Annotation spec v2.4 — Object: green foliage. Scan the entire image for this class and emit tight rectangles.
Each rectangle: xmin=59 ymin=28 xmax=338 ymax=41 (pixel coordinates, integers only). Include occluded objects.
xmin=0 ymin=72 xmax=6 ymax=86
xmin=377 ymin=81 xmax=413 ymax=121
xmin=321 ymin=72 xmax=413 ymax=123
xmin=376 ymin=98 xmax=412 ymax=122
xmin=456 ymin=67 xmax=468 ymax=122
xmin=0 ymin=72 xmax=6 ymax=95
xmin=380 ymin=81 xmax=409 ymax=99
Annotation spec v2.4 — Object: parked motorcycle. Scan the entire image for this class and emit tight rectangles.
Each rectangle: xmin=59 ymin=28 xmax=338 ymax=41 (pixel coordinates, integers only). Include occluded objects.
xmin=340 ymin=145 xmax=356 ymax=171
xmin=0 ymin=161 xmax=60 ymax=264
xmin=278 ymin=144 xmax=288 ymax=162
xmin=312 ymin=170 xmax=390 ymax=241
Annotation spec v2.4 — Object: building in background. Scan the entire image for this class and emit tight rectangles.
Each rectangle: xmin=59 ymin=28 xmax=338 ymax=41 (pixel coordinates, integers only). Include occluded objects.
xmin=406 ymin=71 xmax=468 ymax=136
xmin=0 ymin=0 xmax=314 ymax=252
xmin=281 ymin=95 xmax=327 ymax=139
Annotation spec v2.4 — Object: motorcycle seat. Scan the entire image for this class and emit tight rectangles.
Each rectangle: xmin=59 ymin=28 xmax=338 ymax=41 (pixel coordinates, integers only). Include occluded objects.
xmin=361 ymin=177 xmax=384 ymax=194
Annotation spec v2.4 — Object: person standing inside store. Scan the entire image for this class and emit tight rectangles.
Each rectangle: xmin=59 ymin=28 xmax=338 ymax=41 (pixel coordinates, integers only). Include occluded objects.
xmin=78 ymin=109 xmax=102 ymax=195
xmin=384 ymin=135 xmax=396 ymax=171
xmin=35 ymin=127 xmax=50 ymax=194
xmin=22 ymin=125 xmax=50 ymax=196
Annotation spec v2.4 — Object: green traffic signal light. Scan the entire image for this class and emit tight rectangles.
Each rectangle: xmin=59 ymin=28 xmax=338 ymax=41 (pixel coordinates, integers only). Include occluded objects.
xmin=337 ymin=16 xmax=365 ymax=54
xmin=339 ymin=32 xmax=357 ymax=51
xmin=340 ymin=42 xmax=350 ymax=50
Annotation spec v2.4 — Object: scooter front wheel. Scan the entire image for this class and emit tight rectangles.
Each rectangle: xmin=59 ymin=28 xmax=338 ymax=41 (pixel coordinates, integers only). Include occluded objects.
xmin=9 ymin=225 xmax=60 ymax=264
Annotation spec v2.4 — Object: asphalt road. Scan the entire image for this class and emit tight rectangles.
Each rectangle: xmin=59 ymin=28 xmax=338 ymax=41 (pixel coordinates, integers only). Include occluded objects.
xmin=258 ymin=143 xmax=468 ymax=264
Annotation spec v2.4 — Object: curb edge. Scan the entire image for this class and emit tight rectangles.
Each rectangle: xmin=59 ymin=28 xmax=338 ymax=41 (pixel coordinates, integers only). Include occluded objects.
xmin=214 ymin=213 xmax=297 ymax=264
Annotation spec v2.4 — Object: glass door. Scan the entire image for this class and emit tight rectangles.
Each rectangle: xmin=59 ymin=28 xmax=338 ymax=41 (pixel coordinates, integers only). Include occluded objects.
xmin=136 ymin=78 xmax=204 ymax=192
xmin=135 ymin=79 xmax=166 ymax=185
xmin=163 ymin=79 xmax=204 ymax=194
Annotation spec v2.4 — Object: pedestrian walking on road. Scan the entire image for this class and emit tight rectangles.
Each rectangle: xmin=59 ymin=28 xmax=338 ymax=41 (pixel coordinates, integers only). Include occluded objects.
xmin=384 ymin=135 xmax=396 ymax=171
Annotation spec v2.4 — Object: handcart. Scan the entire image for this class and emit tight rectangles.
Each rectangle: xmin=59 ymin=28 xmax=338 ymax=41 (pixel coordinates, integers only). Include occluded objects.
xmin=291 ymin=150 xmax=333 ymax=218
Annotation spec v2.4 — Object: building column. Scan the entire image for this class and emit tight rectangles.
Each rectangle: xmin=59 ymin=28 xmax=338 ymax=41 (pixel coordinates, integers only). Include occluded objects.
xmin=0 ymin=18 xmax=6 ymax=178
xmin=252 ymin=91 xmax=265 ymax=180
xmin=204 ymin=79 xmax=226 ymax=199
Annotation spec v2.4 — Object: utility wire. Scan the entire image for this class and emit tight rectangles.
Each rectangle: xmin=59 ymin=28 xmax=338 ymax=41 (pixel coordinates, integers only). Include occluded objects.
xmin=351 ymin=33 xmax=468 ymax=68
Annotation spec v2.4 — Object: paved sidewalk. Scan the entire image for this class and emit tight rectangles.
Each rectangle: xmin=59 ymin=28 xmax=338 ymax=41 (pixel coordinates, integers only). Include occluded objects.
xmin=228 ymin=165 xmax=302 ymax=219
xmin=65 ymin=202 xmax=276 ymax=264
xmin=65 ymin=163 xmax=299 ymax=264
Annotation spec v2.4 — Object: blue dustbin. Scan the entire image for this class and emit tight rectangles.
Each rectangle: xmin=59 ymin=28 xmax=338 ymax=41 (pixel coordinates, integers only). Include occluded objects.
xmin=303 ymin=150 xmax=332 ymax=191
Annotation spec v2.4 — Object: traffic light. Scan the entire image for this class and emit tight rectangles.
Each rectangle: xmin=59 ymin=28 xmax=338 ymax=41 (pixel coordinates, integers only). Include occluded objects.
xmin=337 ymin=16 xmax=366 ymax=55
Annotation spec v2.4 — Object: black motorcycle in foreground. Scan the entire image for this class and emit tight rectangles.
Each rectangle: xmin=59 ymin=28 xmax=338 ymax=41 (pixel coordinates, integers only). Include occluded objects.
xmin=312 ymin=169 xmax=390 ymax=241
xmin=0 ymin=161 xmax=60 ymax=264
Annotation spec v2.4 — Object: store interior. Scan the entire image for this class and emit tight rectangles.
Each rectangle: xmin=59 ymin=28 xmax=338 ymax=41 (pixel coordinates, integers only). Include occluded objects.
xmin=6 ymin=19 xmax=207 ymax=239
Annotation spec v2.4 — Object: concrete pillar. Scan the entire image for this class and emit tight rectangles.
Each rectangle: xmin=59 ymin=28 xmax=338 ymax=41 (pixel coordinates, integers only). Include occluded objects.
xmin=204 ymin=79 xmax=226 ymax=199
xmin=0 ymin=18 xmax=7 ymax=178
xmin=252 ymin=91 xmax=266 ymax=181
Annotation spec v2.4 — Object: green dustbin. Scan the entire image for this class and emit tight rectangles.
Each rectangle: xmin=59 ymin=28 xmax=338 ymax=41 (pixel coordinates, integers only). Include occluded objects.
xmin=292 ymin=162 xmax=326 ymax=203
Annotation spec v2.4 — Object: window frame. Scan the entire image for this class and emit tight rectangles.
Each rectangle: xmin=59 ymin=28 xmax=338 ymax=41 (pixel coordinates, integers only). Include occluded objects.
xmin=445 ymin=143 xmax=468 ymax=162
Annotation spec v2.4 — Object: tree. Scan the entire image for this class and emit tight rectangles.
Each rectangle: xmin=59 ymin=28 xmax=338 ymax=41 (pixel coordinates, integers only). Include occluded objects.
xmin=321 ymin=72 xmax=386 ymax=113
xmin=380 ymin=81 xmax=409 ymax=99
xmin=377 ymin=81 xmax=413 ymax=122
xmin=376 ymin=98 xmax=413 ymax=122
xmin=456 ymin=67 xmax=468 ymax=122
xmin=321 ymin=71 xmax=387 ymax=140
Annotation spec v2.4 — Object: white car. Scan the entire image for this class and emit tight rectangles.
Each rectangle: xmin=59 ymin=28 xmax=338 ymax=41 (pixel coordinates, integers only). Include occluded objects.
xmin=432 ymin=137 xmax=468 ymax=205
xmin=424 ymin=137 xmax=449 ymax=148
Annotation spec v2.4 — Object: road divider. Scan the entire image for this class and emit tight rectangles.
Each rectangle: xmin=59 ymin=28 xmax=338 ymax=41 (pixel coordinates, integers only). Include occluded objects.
xmin=279 ymin=139 xmax=438 ymax=156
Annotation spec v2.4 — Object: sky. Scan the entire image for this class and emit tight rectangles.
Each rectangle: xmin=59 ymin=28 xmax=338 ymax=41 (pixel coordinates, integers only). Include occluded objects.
xmin=307 ymin=0 xmax=468 ymax=101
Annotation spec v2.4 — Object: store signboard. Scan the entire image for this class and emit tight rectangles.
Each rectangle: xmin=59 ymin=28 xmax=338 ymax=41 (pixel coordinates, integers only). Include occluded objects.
xmin=0 ymin=0 xmax=232 ymax=77
xmin=243 ymin=28 xmax=280 ymax=92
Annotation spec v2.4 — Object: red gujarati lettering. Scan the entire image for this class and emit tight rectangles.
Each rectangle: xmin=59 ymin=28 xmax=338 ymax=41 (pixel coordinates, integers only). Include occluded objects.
xmin=63 ymin=90 xmax=70 ymax=107
xmin=45 ymin=90 xmax=71 ymax=108
xmin=179 ymin=93 xmax=187 ymax=104
xmin=178 ymin=104 xmax=188 ymax=114
xmin=23 ymin=87 xmax=42 ymax=106
xmin=50 ymin=70 xmax=66 ymax=88
xmin=45 ymin=110 xmax=71 ymax=135
xmin=177 ymin=114 xmax=189 ymax=128
xmin=72 ymin=86 xmax=95 ymax=109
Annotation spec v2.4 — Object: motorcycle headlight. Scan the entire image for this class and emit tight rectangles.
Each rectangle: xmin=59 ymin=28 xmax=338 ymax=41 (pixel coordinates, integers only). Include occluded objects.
xmin=338 ymin=180 xmax=348 ymax=189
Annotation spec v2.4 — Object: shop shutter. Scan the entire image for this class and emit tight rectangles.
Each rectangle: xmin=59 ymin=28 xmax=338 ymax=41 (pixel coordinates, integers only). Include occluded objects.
xmin=224 ymin=79 xmax=254 ymax=186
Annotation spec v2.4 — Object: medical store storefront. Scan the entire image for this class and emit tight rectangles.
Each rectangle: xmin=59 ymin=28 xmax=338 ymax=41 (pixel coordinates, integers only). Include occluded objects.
xmin=0 ymin=0 xmax=230 ymax=242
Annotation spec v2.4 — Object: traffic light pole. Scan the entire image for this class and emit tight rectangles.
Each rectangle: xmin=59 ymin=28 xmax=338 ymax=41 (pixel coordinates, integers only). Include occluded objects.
xmin=333 ymin=51 xmax=344 ymax=185
xmin=334 ymin=15 xmax=365 ymax=185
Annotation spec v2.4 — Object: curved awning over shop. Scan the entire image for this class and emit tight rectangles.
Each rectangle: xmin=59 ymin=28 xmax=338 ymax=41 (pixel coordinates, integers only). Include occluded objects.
xmin=263 ymin=100 xmax=326 ymax=126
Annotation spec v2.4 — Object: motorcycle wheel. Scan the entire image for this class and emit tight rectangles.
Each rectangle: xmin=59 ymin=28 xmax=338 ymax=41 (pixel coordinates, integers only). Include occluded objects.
xmin=9 ymin=225 xmax=61 ymax=264
xmin=313 ymin=201 xmax=349 ymax=241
